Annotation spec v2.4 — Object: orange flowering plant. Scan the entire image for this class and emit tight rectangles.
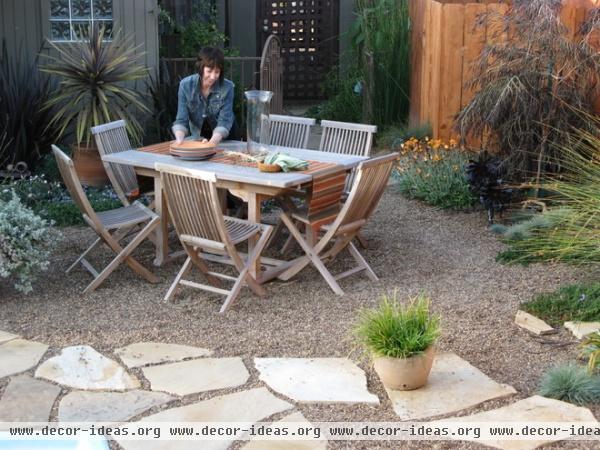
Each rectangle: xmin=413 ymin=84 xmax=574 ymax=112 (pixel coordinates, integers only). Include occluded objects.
xmin=394 ymin=136 xmax=477 ymax=209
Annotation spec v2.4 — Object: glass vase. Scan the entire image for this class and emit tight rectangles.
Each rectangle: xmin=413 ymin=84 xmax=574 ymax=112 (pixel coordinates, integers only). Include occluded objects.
xmin=244 ymin=90 xmax=273 ymax=154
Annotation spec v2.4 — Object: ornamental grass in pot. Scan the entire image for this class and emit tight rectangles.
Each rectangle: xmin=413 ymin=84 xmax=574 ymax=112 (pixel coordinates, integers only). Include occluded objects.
xmin=41 ymin=24 xmax=149 ymax=186
xmin=354 ymin=293 xmax=441 ymax=391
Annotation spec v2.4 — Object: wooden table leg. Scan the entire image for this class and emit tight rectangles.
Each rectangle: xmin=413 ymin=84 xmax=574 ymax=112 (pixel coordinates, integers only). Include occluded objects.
xmin=247 ymin=193 xmax=263 ymax=278
xmin=153 ymin=175 xmax=170 ymax=267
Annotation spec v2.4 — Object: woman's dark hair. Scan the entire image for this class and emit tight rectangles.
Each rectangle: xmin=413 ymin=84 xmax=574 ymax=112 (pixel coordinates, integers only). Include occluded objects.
xmin=195 ymin=47 xmax=225 ymax=81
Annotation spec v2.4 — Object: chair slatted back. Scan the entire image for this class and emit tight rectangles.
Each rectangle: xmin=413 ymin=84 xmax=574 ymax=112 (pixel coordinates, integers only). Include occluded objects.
xmin=269 ymin=114 xmax=316 ymax=149
xmin=52 ymin=145 xmax=100 ymax=224
xmin=319 ymin=120 xmax=377 ymax=156
xmin=319 ymin=120 xmax=377 ymax=192
xmin=157 ymin=165 xmax=226 ymax=244
xmin=306 ymin=167 xmax=348 ymax=221
xmin=91 ymin=120 xmax=139 ymax=205
xmin=331 ymin=153 xmax=398 ymax=232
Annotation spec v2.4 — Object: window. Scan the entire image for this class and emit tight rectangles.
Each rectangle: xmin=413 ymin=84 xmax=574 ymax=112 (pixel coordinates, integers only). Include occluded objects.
xmin=50 ymin=0 xmax=113 ymax=41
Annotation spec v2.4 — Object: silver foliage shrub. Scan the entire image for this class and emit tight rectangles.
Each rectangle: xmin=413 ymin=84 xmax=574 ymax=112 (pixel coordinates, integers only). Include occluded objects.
xmin=0 ymin=192 xmax=54 ymax=293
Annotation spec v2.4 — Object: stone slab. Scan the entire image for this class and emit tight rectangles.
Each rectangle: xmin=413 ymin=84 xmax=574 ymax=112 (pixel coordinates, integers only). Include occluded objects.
xmin=255 ymin=358 xmax=379 ymax=404
xmin=515 ymin=311 xmax=556 ymax=335
xmin=0 ymin=339 xmax=48 ymax=379
xmin=142 ymin=357 xmax=249 ymax=396
xmin=116 ymin=387 xmax=294 ymax=450
xmin=58 ymin=390 xmax=174 ymax=422
xmin=0 ymin=330 xmax=19 ymax=344
xmin=115 ymin=342 xmax=213 ymax=368
xmin=435 ymin=395 xmax=597 ymax=450
xmin=564 ymin=321 xmax=600 ymax=339
xmin=243 ymin=412 xmax=328 ymax=450
xmin=35 ymin=345 xmax=140 ymax=390
xmin=386 ymin=352 xmax=516 ymax=420
xmin=0 ymin=375 xmax=61 ymax=423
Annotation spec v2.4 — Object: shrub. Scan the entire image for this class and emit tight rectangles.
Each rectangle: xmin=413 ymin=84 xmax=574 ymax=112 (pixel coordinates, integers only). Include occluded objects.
xmin=0 ymin=40 xmax=61 ymax=171
xmin=353 ymin=293 xmax=440 ymax=359
xmin=0 ymin=192 xmax=55 ymax=293
xmin=456 ymin=0 xmax=600 ymax=181
xmin=520 ymin=282 xmax=600 ymax=327
xmin=580 ymin=332 xmax=600 ymax=374
xmin=496 ymin=127 xmax=600 ymax=265
xmin=538 ymin=363 xmax=600 ymax=405
xmin=394 ymin=137 xmax=477 ymax=209
xmin=0 ymin=176 xmax=122 ymax=227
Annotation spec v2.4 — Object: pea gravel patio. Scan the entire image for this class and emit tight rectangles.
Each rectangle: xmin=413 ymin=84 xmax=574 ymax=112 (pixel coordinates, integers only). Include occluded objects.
xmin=1 ymin=189 xmax=600 ymax=449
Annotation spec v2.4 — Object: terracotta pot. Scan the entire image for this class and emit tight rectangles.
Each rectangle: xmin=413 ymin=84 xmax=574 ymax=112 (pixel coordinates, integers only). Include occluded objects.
xmin=72 ymin=143 xmax=109 ymax=187
xmin=373 ymin=346 xmax=435 ymax=391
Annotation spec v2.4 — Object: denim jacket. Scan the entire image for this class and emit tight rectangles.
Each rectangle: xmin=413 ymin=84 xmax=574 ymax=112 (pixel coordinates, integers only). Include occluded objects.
xmin=172 ymin=74 xmax=235 ymax=139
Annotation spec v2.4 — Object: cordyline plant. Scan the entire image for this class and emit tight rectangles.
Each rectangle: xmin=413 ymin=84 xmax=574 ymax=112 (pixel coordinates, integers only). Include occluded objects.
xmin=456 ymin=0 xmax=600 ymax=183
xmin=41 ymin=24 xmax=150 ymax=145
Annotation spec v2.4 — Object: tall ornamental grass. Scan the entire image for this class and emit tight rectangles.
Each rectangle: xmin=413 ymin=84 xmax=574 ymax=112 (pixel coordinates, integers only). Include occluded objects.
xmin=351 ymin=0 xmax=410 ymax=126
xmin=496 ymin=126 xmax=600 ymax=265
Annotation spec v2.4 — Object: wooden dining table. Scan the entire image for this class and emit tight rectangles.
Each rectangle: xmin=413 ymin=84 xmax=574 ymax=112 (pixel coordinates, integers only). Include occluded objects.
xmin=101 ymin=140 xmax=367 ymax=282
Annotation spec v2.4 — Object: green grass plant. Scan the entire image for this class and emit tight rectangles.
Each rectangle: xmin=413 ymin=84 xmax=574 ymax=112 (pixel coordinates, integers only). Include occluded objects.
xmin=353 ymin=293 xmax=440 ymax=359
xmin=496 ymin=127 xmax=600 ymax=265
xmin=580 ymin=332 xmax=600 ymax=374
xmin=520 ymin=282 xmax=600 ymax=327
xmin=538 ymin=363 xmax=600 ymax=405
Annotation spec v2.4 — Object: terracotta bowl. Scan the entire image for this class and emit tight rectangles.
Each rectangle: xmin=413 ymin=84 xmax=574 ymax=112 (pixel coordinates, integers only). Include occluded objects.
xmin=169 ymin=141 xmax=216 ymax=152
xmin=258 ymin=162 xmax=282 ymax=172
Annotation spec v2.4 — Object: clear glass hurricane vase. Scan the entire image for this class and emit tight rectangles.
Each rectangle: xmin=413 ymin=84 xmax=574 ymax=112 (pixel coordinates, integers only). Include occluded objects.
xmin=244 ymin=90 xmax=273 ymax=154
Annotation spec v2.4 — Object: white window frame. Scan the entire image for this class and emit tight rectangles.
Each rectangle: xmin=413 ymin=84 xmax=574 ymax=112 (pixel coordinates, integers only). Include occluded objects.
xmin=49 ymin=0 xmax=114 ymax=42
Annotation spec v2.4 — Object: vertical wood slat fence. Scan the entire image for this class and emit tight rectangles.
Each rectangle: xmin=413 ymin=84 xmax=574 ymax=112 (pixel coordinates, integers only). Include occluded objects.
xmin=409 ymin=0 xmax=597 ymax=143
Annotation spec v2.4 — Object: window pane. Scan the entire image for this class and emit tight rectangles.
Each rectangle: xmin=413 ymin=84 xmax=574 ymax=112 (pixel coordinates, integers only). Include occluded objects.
xmin=50 ymin=0 xmax=70 ymax=19
xmin=72 ymin=21 xmax=91 ymax=39
xmin=71 ymin=0 xmax=91 ymax=19
xmin=93 ymin=0 xmax=113 ymax=20
xmin=97 ymin=20 xmax=113 ymax=38
xmin=51 ymin=21 xmax=71 ymax=41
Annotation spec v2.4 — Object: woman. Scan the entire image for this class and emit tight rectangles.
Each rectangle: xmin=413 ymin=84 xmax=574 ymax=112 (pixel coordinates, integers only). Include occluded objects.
xmin=172 ymin=47 xmax=236 ymax=145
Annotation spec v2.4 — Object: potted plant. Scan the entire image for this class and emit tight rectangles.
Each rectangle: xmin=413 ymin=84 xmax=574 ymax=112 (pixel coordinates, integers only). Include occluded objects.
xmin=354 ymin=293 xmax=441 ymax=390
xmin=41 ymin=24 xmax=149 ymax=186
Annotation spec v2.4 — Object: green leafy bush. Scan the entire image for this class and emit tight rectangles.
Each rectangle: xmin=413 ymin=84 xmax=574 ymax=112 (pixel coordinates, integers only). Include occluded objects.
xmin=0 ymin=193 xmax=55 ymax=293
xmin=1 ymin=176 xmax=122 ymax=226
xmin=520 ymin=282 xmax=600 ymax=327
xmin=580 ymin=332 xmax=600 ymax=374
xmin=304 ymin=66 xmax=362 ymax=123
xmin=353 ymin=293 xmax=440 ymax=359
xmin=394 ymin=137 xmax=476 ymax=209
xmin=538 ymin=363 xmax=600 ymax=405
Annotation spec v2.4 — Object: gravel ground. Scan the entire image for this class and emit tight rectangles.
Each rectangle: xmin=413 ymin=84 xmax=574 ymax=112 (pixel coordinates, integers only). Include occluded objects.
xmin=1 ymin=188 xmax=599 ymax=449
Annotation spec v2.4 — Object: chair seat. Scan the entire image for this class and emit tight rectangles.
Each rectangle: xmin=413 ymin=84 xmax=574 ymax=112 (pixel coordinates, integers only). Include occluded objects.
xmin=96 ymin=203 xmax=156 ymax=230
xmin=224 ymin=216 xmax=262 ymax=244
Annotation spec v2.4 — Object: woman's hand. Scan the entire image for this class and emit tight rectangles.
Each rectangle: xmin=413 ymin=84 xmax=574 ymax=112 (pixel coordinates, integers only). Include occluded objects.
xmin=174 ymin=130 xmax=186 ymax=145
xmin=209 ymin=132 xmax=223 ymax=146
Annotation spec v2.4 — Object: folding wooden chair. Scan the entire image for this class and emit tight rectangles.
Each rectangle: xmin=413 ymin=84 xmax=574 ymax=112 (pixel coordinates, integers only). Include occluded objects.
xmin=52 ymin=145 xmax=160 ymax=293
xmin=155 ymin=163 xmax=273 ymax=313
xmin=91 ymin=120 xmax=152 ymax=207
xmin=269 ymin=114 xmax=316 ymax=149
xmin=319 ymin=119 xmax=378 ymax=247
xmin=273 ymin=153 xmax=398 ymax=295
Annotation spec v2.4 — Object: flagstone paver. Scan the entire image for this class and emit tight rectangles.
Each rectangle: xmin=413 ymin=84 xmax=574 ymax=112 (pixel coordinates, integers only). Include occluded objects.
xmin=142 ymin=357 xmax=249 ymax=396
xmin=564 ymin=321 xmax=600 ymax=339
xmin=58 ymin=390 xmax=174 ymax=422
xmin=0 ymin=375 xmax=61 ymax=422
xmin=35 ymin=345 xmax=140 ymax=390
xmin=385 ymin=352 xmax=516 ymax=420
xmin=0 ymin=339 xmax=48 ymax=379
xmin=116 ymin=387 xmax=294 ymax=450
xmin=0 ymin=330 xmax=19 ymax=344
xmin=435 ymin=395 xmax=597 ymax=450
xmin=243 ymin=412 xmax=328 ymax=450
xmin=514 ymin=311 xmax=556 ymax=335
xmin=254 ymin=358 xmax=379 ymax=404
xmin=115 ymin=342 xmax=213 ymax=368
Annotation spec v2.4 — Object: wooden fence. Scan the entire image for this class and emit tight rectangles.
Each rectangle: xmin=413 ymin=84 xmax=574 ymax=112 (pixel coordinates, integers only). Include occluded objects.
xmin=409 ymin=0 xmax=598 ymax=142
